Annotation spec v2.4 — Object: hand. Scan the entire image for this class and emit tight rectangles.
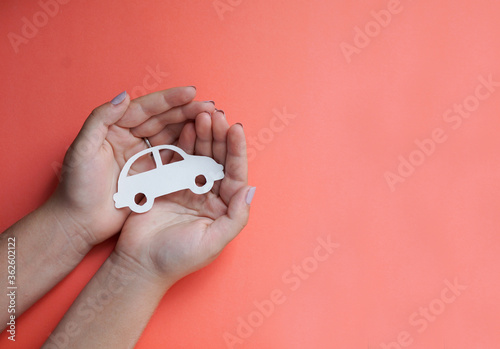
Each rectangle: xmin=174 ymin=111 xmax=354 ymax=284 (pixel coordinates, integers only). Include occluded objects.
xmin=50 ymin=87 xmax=215 ymax=248
xmin=113 ymin=110 xmax=255 ymax=286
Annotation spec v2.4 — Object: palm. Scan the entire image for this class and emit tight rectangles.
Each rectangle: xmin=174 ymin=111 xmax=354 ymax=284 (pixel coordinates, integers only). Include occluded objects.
xmin=119 ymin=194 xmax=223 ymax=279
xmin=60 ymin=131 xmax=148 ymax=242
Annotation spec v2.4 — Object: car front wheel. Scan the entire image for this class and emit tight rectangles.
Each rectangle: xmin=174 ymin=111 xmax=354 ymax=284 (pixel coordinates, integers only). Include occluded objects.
xmin=190 ymin=174 xmax=214 ymax=194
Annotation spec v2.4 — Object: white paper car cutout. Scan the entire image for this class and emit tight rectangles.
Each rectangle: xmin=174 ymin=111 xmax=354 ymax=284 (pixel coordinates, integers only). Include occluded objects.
xmin=113 ymin=145 xmax=224 ymax=213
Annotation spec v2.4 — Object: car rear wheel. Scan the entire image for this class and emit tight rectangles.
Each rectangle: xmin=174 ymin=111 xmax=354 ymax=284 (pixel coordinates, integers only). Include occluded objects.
xmin=129 ymin=192 xmax=154 ymax=213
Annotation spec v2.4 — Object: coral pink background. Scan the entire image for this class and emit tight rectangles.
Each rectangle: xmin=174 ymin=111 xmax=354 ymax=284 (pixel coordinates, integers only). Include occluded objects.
xmin=1 ymin=0 xmax=500 ymax=348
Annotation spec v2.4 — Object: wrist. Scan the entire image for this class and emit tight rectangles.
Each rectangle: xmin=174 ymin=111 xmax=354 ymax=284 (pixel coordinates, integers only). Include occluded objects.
xmin=40 ymin=197 xmax=93 ymax=262
xmin=109 ymin=249 xmax=176 ymax=294
xmin=44 ymin=248 xmax=171 ymax=349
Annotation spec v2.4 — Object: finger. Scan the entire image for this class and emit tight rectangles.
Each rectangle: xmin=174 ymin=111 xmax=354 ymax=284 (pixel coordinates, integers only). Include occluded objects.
xmin=130 ymin=101 xmax=215 ymax=138
xmin=147 ymin=122 xmax=186 ymax=146
xmin=168 ymin=122 xmax=196 ymax=162
xmin=116 ymin=87 xmax=196 ymax=128
xmin=154 ymin=121 xmax=196 ymax=164
xmin=212 ymin=110 xmax=229 ymax=166
xmin=177 ymin=122 xmax=196 ymax=155
xmin=194 ymin=112 xmax=213 ymax=157
xmin=74 ymin=91 xmax=130 ymax=159
xmin=219 ymin=124 xmax=247 ymax=205
xmin=211 ymin=110 xmax=229 ymax=195
xmin=145 ymin=122 xmax=187 ymax=164
xmin=206 ymin=186 xmax=255 ymax=248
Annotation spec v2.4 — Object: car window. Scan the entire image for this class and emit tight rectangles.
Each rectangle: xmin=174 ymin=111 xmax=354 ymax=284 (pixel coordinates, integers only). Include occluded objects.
xmin=127 ymin=152 xmax=157 ymax=176
xmin=159 ymin=148 xmax=184 ymax=166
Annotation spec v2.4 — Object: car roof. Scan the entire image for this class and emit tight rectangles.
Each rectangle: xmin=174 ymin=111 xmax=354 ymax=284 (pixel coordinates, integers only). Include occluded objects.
xmin=119 ymin=145 xmax=189 ymax=180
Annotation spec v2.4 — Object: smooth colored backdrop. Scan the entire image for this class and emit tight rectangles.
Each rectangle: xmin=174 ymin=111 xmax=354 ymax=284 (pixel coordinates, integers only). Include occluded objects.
xmin=1 ymin=1 xmax=500 ymax=348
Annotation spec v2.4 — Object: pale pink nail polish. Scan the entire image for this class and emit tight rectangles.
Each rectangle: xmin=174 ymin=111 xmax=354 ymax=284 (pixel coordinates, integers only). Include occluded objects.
xmin=246 ymin=187 xmax=256 ymax=205
xmin=111 ymin=91 xmax=127 ymax=105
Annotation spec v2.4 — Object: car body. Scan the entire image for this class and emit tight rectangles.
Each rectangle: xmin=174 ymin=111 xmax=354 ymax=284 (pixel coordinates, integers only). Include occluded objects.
xmin=113 ymin=145 xmax=224 ymax=213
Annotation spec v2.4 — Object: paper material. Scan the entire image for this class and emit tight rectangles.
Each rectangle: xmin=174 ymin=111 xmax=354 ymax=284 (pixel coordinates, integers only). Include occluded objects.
xmin=114 ymin=145 xmax=224 ymax=213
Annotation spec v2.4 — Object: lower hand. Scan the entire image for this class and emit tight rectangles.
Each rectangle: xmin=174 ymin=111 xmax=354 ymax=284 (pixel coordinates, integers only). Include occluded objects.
xmin=114 ymin=110 xmax=255 ymax=287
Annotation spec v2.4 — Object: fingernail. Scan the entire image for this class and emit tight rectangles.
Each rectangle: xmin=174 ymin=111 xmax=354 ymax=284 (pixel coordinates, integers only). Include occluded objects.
xmin=215 ymin=108 xmax=225 ymax=115
xmin=189 ymin=86 xmax=197 ymax=90
xmin=246 ymin=187 xmax=256 ymax=205
xmin=236 ymin=122 xmax=243 ymax=128
xmin=111 ymin=91 xmax=127 ymax=105
xmin=205 ymin=100 xmax=215 ymax=105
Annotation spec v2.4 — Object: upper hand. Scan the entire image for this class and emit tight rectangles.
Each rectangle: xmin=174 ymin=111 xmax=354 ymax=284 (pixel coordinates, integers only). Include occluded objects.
xmin=50 ymin=87 xmax=215 ymax=247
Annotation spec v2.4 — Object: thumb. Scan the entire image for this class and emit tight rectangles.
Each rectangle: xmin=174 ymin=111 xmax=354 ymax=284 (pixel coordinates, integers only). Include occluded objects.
xmin=208 ymin=186 xmax=256 ymax=248
xmin=71 ymin=91 xmax=130 ymax=159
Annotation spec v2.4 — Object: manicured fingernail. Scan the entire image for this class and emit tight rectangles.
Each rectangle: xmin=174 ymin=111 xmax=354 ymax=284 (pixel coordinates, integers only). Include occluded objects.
xmin=205 ymin=100 xmax=215 ymax=105
xmin=236 ymin=122 xmax=243 ymax=128
xmin=246 ymin=187 xmax=256 ymax=205
xmin=111 ymin=91 xmax=127 ymax=105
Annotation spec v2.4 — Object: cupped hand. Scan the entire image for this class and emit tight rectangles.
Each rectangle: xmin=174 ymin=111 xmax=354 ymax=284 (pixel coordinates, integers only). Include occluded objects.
xmin=51 ymin=87 xmax=215 ymax=247
xmin=114 ymin=110 xmax=255 ymax=286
